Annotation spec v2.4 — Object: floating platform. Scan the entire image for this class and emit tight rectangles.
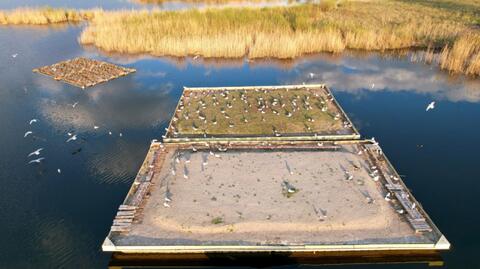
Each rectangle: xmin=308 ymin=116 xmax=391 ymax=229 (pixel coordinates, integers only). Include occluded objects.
xmin=103 ymin=140 xmax=449 ymax=254
xmin=103 ymin=84 xmax=448 ymax=263
xmin=33 ymin=57 xmax=135 ymax=89
xmin=164 ymin=84 xmax=359 ymax=142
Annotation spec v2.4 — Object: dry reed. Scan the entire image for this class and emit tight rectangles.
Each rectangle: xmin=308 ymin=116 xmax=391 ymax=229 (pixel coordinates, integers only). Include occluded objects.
xmin=2 ymin=0 xmax=480 ymax=76
xmin=0 ymin=7 xmax=94 ymax=25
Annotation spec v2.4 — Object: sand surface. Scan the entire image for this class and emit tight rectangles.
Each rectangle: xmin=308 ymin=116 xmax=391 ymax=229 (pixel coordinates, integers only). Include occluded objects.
xmin=121 ymin=144 xmax=432 ymax=246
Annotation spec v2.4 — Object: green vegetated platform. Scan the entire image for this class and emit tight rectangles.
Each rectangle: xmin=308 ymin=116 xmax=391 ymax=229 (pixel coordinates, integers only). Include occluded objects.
xmin=164 ymin=84 xmax=359 ymax=142
xmin=102 ymin=84 xmax=449 ymax=263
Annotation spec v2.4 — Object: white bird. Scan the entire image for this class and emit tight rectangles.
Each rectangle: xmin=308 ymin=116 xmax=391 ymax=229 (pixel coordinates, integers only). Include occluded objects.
xmin=12 ymin=53 xmax=18 ymax=58
xmin=119 ymin=133 xmax=123 ymax=137
xmin=384 ymin=193 xmax=392 ymax=201
xmin=29 ymin=119 xmax=38 ymax=125
xmin=396 ymin=209 xmax=404 ymax=214
xmin=27 ymin=148 xmax=43 ymax=157
xmin=108 ymin=131 xmax=112 ymax=135
xmin=309 ymin=72 xmax=315 ymax=78
xmin=71 ymin=102 xmax=78 ymax=108
xmin=57 ymin=169 xmax=62 ymax=174
xmin=371 ymin=83 xmax=375 ymax=89
xmin=67 ymin=132 xmax=73 ymax=136
xmin=28 ymin=157 xmax=44 ymax=164
xmin=24 ymin=131 xmax=33 ymax=138
xmin=163 ymin=201 xmax=171 ymax=208
xmin=426 ymin=101 xmax=435 ymax=111
xmin=94 ymin=125 xmax=99 ymax=129
xmin=412 ymin=203 xmax=416 ymax=209
xmin=66 ymin=135 xmax=77 ymax=142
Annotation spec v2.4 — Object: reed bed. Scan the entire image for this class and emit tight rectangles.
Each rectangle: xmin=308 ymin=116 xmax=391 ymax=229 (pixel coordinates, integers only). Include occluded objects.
xmin=0 ymin=7 xmax=94 ymax=25
xmin=1 ymin=1 xmax=480 ymax=76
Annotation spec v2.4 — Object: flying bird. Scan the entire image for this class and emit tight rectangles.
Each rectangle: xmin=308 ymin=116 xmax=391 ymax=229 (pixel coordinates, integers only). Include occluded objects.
xmin=27 ymin=148 xmax=43 ymax=157
xmin=66 ymin=135 xmax=77 ymax=142
xmin=57 ymin=169 xmax=62 ymax=174
xmin=71 ymin=102 xmax=79 ymax=108
xmin=28 ymin=157 xmax=44 ymax=164
xmin=426 ymin=101 xmax=435 ymax=111
xmin=12 ymin=53 xmax=18 ymax=58
xmin=24 ymin=131 xmax=33 ymax=138
xmin=29 ymin=119 xmax=38 ymax=125
xmin=94 ymin=125 xmax=99 ymax=129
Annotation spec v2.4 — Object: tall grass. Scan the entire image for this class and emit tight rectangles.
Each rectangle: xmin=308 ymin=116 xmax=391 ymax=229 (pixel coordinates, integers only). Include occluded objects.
xmin=440 ymin=33 xmax=480 ymax=75
xmin=0 ymin=7 xmax=93 ymax=25
xmin=2 ymin=1 xmax=480 ymax=76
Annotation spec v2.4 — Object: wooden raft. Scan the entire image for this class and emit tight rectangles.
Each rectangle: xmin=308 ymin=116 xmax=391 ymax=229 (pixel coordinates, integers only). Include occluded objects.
xmin=364 ymin=143 xmax=432 ymax=233
xmin=110 ymin=146 xmax=163 ymax=234
xmin=33 ymin=57 xmax=136 ymax=89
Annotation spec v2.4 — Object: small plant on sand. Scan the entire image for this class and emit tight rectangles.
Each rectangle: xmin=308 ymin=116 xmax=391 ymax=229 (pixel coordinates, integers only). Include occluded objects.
xmin=211 ymin=217 xmax=224 ymax=224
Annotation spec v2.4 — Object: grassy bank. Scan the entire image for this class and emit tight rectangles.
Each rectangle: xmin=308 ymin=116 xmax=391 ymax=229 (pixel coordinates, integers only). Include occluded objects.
xmin=1 ymin=1 xmax=480 ymax=76
xmin=0 ymin=7 xmax=94 ymax=25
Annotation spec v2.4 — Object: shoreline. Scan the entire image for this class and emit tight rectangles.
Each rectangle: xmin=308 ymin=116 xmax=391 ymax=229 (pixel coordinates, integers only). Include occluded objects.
xmin=1 ymin=1 xmax=479 ymax=76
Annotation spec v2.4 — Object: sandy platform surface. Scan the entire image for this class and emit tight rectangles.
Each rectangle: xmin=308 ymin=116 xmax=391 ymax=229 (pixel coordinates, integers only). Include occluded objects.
xmin=116 ymin=144 xmax=433 ymax=246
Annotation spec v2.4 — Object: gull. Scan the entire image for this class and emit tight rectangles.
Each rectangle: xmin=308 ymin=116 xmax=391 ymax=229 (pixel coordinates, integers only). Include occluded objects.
xmin=66 ymin=134 xmax=77 ymax=142
xmin=345 ymin=171 xmax=353 ymax=180
xmin=71 ymin=102 xmax=78 ymax=108
xmin=371 ymin=83 xmax=375 ymax=89
xmin=411 ymin=203 xmax=416 ymax=209
xmin=67 ymin=132 xmax=73 ymax=136
xmin=285 ymin=161 xmax=294 ymax=175
xmin=57 ymin=169 xmax=61 ymax=174
xmin=163 ymin=201 xmax=171 ymax=208
xmin=183 ymin=165 xmax=189 ymax=179
xmin=28 ymin=148 xmax=43 ymax=157
xmin=426 ymin=101 xmax=435 ymax=111
xmin=108 ymin=131 xmax=112 ymax=135
xmin=396 ymin=209 xmax=405 ymax=214
xmin=384 ymin=193 xmax=392 ymax=201
xmin=119 ymin=133 xmax=123 ymax=137
xmin=29 ymin=119 xmax=38 ymax=125
xmin=12 ymin=53 xmax=18 ymax=58
xmin=193 ymin=55 xmax=200 ymax=60
xmin=94 ymin=125 xmax=99 ymax=129
xmin=28 ymin=157 xmax=44 ymax=164
xmin=24 ymin=131 xmax=33 ymax=138
xmin=309 ymin=72 xmax=315 ymax=78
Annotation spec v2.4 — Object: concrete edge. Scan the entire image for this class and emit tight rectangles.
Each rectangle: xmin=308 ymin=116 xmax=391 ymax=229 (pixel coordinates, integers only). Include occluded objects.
xmin=102 ymin=242 xmax=439 ymax=253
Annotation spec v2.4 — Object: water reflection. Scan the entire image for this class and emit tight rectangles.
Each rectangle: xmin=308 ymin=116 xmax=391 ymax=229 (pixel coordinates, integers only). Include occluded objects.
xmin=36 ymin=76 xmax=176 ymax=131
xmin=289 ymin=52 xmax=480 ymax=103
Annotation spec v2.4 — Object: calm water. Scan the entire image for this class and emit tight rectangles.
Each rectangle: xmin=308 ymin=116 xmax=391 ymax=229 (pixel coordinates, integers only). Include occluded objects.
xmin=1 ymin=23 xmax=480 ymax=268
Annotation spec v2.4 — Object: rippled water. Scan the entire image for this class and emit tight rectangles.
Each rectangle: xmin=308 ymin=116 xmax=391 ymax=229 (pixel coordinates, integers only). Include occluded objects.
xmin=1 ymin=23 xmax=479 ymax=268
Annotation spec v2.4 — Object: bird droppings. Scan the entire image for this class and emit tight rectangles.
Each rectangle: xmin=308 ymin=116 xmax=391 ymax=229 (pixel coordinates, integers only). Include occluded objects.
xmin=33 ymin=57 xmax=135 ymax=89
